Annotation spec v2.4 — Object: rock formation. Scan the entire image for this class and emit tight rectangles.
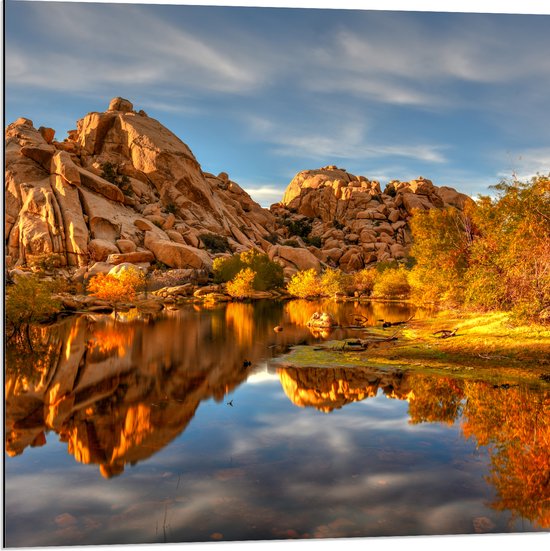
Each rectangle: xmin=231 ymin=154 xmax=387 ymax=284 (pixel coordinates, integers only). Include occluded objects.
xmin=270 ymin=165 xmax=472 ymax=272
xmin=5 ymin=98 xmax=276 ymax=275
xmin=5 ymin=99 xmax=471 ymax=278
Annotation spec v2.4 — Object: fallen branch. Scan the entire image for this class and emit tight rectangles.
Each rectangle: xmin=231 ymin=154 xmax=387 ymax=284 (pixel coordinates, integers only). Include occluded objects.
xmin=433 ymin=328 xmax=458 ymax=339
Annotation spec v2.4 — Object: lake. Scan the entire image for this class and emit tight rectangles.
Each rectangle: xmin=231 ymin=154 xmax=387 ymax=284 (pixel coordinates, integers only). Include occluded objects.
xmin=4 ymin=299 xmax=549 ymax=546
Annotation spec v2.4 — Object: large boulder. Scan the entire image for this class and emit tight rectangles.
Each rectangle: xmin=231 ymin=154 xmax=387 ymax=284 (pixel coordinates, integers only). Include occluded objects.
xmin=268 ymin=244 xmax=321 ymax=272
xmin=144 ymin=232 xmax=212 ymax=270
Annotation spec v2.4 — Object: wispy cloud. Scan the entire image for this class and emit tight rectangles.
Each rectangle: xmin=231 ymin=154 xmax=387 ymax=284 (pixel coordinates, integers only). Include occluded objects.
xmin=305 ymin=15 xmax=550 ymax=109
xmin=248 ymin=118 xmax=447 ymax=163
xmin=6 ymin=3 xmax=267 ymax=95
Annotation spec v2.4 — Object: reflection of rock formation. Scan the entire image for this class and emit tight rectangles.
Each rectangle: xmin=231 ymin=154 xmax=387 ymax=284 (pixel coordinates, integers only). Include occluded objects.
xmin=5 ymin=306 xmax=284 ymax=478
xmin=278 ymin=366 xmax=413 ymax=413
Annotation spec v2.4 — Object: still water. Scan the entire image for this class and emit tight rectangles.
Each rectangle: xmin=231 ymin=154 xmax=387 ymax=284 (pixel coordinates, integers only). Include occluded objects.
xmin=4 ymin=300 xmax=549 ymax=546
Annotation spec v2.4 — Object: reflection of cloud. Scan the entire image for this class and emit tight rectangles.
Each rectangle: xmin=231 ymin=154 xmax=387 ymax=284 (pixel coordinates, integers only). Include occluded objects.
xmin=246 ymin=368 xmax=280 ymax=385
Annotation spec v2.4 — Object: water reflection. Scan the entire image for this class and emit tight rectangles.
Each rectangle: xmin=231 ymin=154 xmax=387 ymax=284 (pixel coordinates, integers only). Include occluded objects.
xmin=5 ymin=300 xmax=549 ymax=540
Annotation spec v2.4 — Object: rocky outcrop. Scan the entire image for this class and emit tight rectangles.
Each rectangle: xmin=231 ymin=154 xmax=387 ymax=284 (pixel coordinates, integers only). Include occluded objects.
xmin=5 ymin=98 xmax=276 ymax=272
xmin=271 ymin=165 xmax=472 ymax=272
xmin=5 ymin=99 xmax=471 ymax=277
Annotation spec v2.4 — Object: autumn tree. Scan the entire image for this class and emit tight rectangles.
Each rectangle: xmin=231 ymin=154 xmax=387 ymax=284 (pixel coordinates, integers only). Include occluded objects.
xmin=466 ymin=175 xmax=550 ymax=320
xmin=213 ymin=249 xmax=284 ymax=291
xmin=87 ymin=267 xmax=145 ymax=313
xmin=226 ymin=268 xmax=256 ymax=299
xmin=371 ymin=266 xmax=411 ymax=299
xmin=287 ymin=269 xmax=323 ymax=299
xmin=408 ymin=206 xmax=474 ymax=305
xmin=5 ymin=275 xmax=61 ymax=345
xmin=319 ymin=268 xmax=350 ymax=297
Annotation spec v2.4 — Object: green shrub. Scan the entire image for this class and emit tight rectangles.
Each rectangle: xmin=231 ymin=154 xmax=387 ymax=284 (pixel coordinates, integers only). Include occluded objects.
xmin=200 ymin=234 xmax=231 ymax=253
xmin=27 ymin=253 xmax=65 ymax=272
xmin=101 ymin=162 xmax=131 ymax=194
xmin=372 ymin=267 xmax=411 ymax=299
xmin=5 ymin=275 xmax=61 ymax=339
xmin=282 ymin=239 xmax=300 ymax=248
xmin=304 ymin=235 xmax=322 ymax=248
xmin=213 ymin=249 xmax=283 ymax=291
xmin=165 ymin=202 xmax=178 ymax=214
xmin=332 ymin=219 xmax=345 ymax=230
xmin=265 ymin=232 xmax=280 ymax=245
xmin=284 ymin=217 xmax=313 ymax=238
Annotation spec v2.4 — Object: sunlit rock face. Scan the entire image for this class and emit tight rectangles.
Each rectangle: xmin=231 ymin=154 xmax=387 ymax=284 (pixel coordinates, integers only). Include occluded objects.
xmin=278 ymin=366 xmax=413 ymax=413
xmin=5 ymin=98 xmax=276 ymax=270
xmin=271 ymin=166 xmax=472 ymax=271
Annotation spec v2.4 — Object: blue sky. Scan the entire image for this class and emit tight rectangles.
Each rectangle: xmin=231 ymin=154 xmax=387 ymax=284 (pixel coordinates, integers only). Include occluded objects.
xmin=5 ymin=1 xmax=550 ymax=206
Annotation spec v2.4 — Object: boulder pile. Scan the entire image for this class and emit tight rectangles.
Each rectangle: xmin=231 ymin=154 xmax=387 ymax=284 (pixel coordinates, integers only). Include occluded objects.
xmin=270 ymin=165 xmax=472 ymax=272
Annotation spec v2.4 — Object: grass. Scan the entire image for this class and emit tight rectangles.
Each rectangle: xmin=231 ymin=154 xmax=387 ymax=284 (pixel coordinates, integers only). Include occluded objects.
xmin=274 ymin=310 xmax=550 ymax=387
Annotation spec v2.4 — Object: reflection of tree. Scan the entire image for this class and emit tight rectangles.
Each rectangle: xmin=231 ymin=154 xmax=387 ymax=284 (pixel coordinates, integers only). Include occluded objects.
xmin=461 ymin=383 xmax=550 ymax=528
xmin=283 ymin=299 xmax=416 ymax=330
xmin=225 ymin=302 xmax=255 ymax=347
xmin=407 ymin=376 xmax=464 ymax=426
xmin=277 ymin=363 xmax=549 ymax=528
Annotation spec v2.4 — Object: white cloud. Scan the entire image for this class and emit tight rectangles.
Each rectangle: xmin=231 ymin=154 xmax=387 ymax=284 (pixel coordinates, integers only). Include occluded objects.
xmin=6 ymin=3 xmax=267 ymax=95
xmin=498 ymin=147 xmax=550 ymax=180
xmin=241 ymin=185 xmax=286 ymax=207
xmin=251 ymin=119 xmax=447 ymax=163
xmin=304 ymin=16 xmax=550 ymax=110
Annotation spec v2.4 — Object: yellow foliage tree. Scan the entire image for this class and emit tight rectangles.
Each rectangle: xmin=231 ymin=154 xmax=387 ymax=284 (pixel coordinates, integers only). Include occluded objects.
xmin=287 ymin=269 xmax=322 ymax=299
xmin=372 ymin=267 xmax=411 ymax=299
xmin=351 ymin=268 xmax=377 ymax=295
xmin=226 ymin=268 xmax=256 ymax=299
xmin=319 ymin=268 xmax=349 ymax=297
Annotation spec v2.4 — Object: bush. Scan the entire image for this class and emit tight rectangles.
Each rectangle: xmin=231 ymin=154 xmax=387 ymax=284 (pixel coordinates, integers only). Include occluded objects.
xmin=165 ymin=202 xmax=178 ymax=214
xmin=265 ymin=232 xmax=280 ymax=245
xmin=304 ymin=235 xmax=322 ymax=248
xmin=320 ymin=268 xmax=349 ymax=296
xmin=101 ymin=162 xmax=132 ymax=195
xmin=5 ymin=275 xmax=61 ymax=339
xmin=87 ymin=267 xmax=145 ymax=310
xmin=372 ymin=267 xmax=411 ymax=299
xmin=212 ymin=249 xmax=284 ymax=291
xmin=282 ymin=239 xmax=300 ymax=248
xmin=284 ymin=217 xmax=313 ymax=238
xmin=352 ymin=268 xmax=377 ymax=295
xmin=226 ymin=268 xmax=256 ymax=299
xmin=200 ymin=233 xmax=231 ymax=253
xmin=287 ymin=269 xmax=323 ymax=299
xmin=27 ymin=253 xmax=65 ymax=272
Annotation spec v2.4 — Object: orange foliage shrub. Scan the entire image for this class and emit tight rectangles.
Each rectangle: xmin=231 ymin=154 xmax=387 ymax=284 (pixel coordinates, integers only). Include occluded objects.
xmin=88 ymin=269 xmax=145 ymax=306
